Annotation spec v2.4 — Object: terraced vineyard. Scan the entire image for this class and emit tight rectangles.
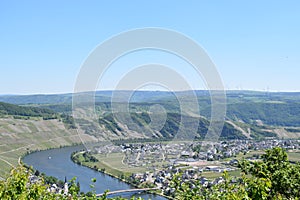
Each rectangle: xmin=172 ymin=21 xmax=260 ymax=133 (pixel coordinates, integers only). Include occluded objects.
xmin=0 ymin=117 xmax=95 ymax=179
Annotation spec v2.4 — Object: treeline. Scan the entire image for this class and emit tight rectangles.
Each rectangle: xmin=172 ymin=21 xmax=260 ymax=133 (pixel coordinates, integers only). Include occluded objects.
xmin=71 ymin=151 xmax=99 ymax=165
xmin=199 ymin=101 xmax=300 ymax=128
xmin=0 ymin=102 xmax=57 ymax=118
xmin=226 ymin=102 xmax=300 ymax=127
xmin=38 ymin=104 xmax=72 ymax=114
xmin=61 ymin=114 xmax=76 ymax=129
xmin=0 ymin=102 xmax=76 ymax=129
xmin=31 ymin=96 xmax=300 ymax=129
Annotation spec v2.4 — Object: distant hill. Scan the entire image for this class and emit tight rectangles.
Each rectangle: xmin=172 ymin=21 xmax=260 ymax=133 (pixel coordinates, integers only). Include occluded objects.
xmin=0 ymin=94 xmax=73 ymax=105
xmin=0 ymin=102 xmax=76 ymax=128
xmin=0 ymin=102 xmax=249 ymax=141
xmin=0 ymin=102 xmax=56 ymax=118
xmin=1 ymin=90 xmax=300 ymax=138
xmin=226 ymin=102 xmax=300 ymax=127
xmin=3 ymin=91 xmax=300 ymax=178
xmin=1 ymin=90 xmax=300 ymax=105
xmin=0 ymin=91 xmax=178 ymax=105
xmin=102 ymin=112 xmax=247 ymax=140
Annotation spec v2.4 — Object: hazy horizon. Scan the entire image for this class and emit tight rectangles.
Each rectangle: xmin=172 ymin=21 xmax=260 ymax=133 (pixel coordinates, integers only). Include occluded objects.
xmin=2 ymin=89 xmax=300 ymax=97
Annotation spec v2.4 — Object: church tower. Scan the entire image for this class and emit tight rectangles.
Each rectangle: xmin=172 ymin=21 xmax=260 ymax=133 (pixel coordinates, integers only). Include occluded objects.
xmin=64 ymin=176 xmax=68 ymax=195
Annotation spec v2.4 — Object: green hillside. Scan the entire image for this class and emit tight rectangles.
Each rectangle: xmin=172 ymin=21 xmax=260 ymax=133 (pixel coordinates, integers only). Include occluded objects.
xmin=97 ymin=112 xmax=247 ymax=140
xmin=0 ymin=102 xmax=56 ymax=118
xmin=2 ymin=91 xmax=300 ymax=129
xmin=226 ymin=102 xmax=300 ymax=126
xmin=0 ymin=117 xmax=97 ymax=179
xmin=0 ymin=94 xmax=298 ymax=178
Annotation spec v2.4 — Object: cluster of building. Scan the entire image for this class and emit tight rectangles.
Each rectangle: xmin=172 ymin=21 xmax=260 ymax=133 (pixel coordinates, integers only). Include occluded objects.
xmin=111 ymin=139 xmax=299 ymax=168
xmin=130 ymin=165 xmax=229 ymax=195
xmin=29 ymin=174 xmax=69 ymax=196
xmin=46 ymin=177 xmax=69 ymax=196
xmin=90 ymin=139 xmax=300 ymax=195
xmin=118 ymin=139 xmax=300 ymax=195
xmin=27 ymin=139 xmax=300 ymax=197
xmin=192 ymin=139 xmax=300 ymax=161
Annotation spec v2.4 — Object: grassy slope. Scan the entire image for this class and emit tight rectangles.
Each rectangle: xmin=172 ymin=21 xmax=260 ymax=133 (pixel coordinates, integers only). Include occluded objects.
xmin=0 ymin=116 xmax=95 ymax=179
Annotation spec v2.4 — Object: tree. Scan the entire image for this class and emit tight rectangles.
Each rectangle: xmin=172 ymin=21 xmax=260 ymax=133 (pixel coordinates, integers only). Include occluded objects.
xmin=240 ymin=147 xmax=300 ymax=199
xmin=0 ymin=166 xmax=57 ymax=199
xmin=169 ymin=171 xmax=248 ymax=200
xmin=0 ymin=166 xmax=139 ymax=200
xmin=34 ymin=169 xmax=40 ymax=176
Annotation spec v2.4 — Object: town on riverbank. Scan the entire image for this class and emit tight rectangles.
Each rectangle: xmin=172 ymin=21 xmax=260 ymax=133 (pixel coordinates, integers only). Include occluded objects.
xmin=72 ymin=139 xmax=300 ymax=197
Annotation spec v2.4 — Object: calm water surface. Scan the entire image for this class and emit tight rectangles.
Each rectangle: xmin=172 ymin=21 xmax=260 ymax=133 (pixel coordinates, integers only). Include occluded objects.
xmin=23 ymin=145 xmax=166 ymax=200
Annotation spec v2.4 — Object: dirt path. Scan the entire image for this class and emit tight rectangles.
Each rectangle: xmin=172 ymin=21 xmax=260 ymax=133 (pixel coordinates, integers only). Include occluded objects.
xmin=226 ymin=120 xmax=251 ymax=139
xmin=0 ymin=156 xmax=14 ymax=168
xmin=0 ymin=144 xmax=34 ymax=155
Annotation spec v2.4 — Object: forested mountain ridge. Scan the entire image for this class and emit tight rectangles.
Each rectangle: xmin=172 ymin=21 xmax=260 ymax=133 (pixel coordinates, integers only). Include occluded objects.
xmin=0 ymin=102 xmax=56 ymax=118
xmin=1 ymin=90 xmax=300 ymax=140
xmin=0 ymin=101 xmax=272 ymax=140
xmin=96 ymin=112 xmax=247 ymax=140
xmin=0 ymin=102 xmax=76 ymax=128
xmin=2 ymin=90 xmax=300 ymax=127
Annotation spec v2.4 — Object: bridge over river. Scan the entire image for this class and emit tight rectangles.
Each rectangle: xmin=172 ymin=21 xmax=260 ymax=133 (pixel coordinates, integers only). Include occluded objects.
xmin=96 ymin=188 xmax=160 ymax=197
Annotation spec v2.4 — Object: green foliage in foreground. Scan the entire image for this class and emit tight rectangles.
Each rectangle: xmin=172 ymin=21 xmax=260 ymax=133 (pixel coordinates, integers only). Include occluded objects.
xmin=1 ymin=147 xmax=300 ymax=199
xmin=0 ymin=166 xmax=141 ymax=200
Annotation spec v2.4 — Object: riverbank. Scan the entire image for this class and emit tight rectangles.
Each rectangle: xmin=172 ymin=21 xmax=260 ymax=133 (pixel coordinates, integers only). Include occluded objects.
xmin=20 ymin=142 xmax=83 ymax=174
xmin=71 ymin=151 xmax=171 ymax=199
xmin=23 ymin=145 xmax=167 ymax=199
xmin=0 ymin=117 xmax=97 ymax=178
xmin=1 ymin=136 xmax=82 ymax=178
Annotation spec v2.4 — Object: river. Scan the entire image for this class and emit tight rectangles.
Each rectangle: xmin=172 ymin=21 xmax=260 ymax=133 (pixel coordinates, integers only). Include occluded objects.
xmin=23 ymin=145 xmax=167 ymax=200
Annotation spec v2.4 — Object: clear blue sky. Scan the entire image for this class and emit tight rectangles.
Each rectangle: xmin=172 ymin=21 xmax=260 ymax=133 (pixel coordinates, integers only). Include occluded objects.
xmin=0 ymin=1 xmax=299 ymax=94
